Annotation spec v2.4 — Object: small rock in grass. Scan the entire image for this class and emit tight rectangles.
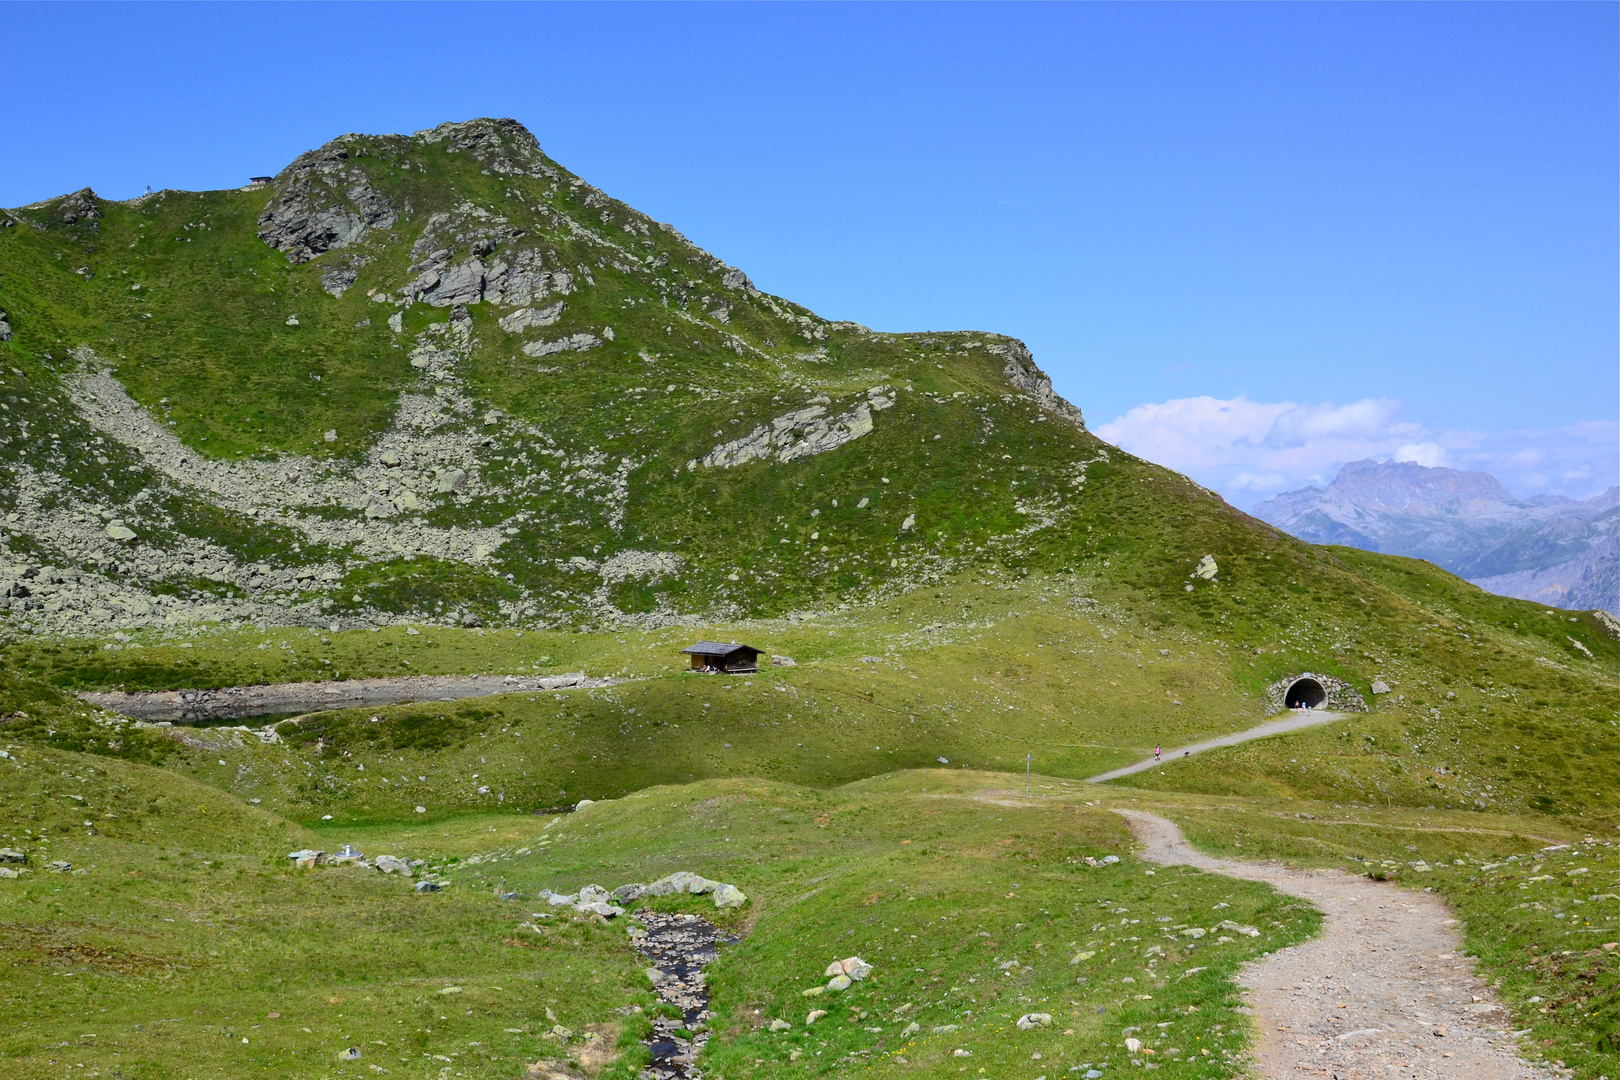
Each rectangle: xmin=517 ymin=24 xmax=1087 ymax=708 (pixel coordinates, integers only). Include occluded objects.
xmin=931 ymin=1024 xmax=958 ymax=1034
xmin=338 ymin=1046 xmax=360 ymax=1060
xmin=1017 ymin=1013 xmax=1052 ymax=1030
xmin=806 ymin=1010 xmax=827 ymax=1025
xmin=953 ymin=1048 xmax=972 ymax=1057
xmin=413 ymin=880 xmax=442 ymax=893
xmin=713 ymin=883 xmax=747 ymax=908
xmin=645 ymin=871 xmax=695 ymax=896
xmin=1125 ymin=1037 xmax=1143 ymax=1053
xmin=825 ymin=956 xmax=873 ymax=980
xmin=769 ymin=1018 xmax=791 ymax=1031
xmin=827 ymin=974 xmax=852 ymax=991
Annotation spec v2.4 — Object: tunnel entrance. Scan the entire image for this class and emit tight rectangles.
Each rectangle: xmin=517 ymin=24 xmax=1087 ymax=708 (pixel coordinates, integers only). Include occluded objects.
xmin=1284 ymin=677 xmax=1327 ymax=710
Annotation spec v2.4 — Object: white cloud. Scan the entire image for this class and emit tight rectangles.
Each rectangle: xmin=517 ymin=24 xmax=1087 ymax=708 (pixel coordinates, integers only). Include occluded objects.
xmin=1393 ymin=442 xmax=1449 ymax=468
xmin=1096 ymin=396 xmax=1617 ymax=510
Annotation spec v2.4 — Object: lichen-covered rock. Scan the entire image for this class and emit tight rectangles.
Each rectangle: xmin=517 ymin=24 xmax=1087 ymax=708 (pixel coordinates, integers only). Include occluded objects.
xmin=575 ymin=900 xmax=624 ymax=919
xmin=645 ymin=871 xmax=695 ymax=896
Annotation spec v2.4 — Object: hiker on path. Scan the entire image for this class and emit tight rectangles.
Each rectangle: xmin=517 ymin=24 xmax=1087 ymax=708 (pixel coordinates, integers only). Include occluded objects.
xmin=1154 ymin=745 xmax=1162 ymax=762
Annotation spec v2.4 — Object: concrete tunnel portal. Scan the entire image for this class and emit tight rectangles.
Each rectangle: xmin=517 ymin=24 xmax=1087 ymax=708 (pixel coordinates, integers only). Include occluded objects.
xmin=1284 ymin=677 xmax=1327 ymax=710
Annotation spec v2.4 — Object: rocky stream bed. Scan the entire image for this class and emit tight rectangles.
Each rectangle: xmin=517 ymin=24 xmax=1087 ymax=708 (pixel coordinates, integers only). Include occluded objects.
xmin=631 ymin=911 xmax=735 ymax=1080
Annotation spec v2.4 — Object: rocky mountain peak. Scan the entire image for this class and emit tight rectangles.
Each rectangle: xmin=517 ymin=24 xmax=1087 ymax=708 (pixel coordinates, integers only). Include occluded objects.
xmin=1325 ymin=458 xmax=1517 ymax=510
xmin=1254 ymin=460 xmax=1616 ymax=614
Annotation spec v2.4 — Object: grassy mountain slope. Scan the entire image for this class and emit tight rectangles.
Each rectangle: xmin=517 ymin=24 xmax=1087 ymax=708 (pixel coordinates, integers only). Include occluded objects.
xmin=1 ymin=118 xmax=1616 ymax=1078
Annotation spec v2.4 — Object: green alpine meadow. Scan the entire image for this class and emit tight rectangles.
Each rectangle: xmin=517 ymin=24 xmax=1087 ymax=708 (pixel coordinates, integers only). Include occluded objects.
xmin=0 ymin=119 xmax=1614 ymax=1080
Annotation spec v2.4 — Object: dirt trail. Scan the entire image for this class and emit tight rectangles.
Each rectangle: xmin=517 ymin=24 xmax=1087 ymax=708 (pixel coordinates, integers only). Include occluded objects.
xmin=79 ymin=672 xmax=622 ymax=723
xmin=1114 ymin=810 xmax=1556 ymax=1080
xmin=1085 ymin=711 xmax=1347 ymax=783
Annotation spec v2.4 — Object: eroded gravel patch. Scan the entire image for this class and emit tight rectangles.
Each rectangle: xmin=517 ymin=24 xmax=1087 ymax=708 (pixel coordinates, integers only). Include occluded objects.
xmin=1116 ymin=810 xmax=1559 ymax=1080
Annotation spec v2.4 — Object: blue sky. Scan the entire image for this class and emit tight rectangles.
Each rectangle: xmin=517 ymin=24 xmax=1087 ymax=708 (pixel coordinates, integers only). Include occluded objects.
xmin=4 ymin=2 xmax=1614 ymax=507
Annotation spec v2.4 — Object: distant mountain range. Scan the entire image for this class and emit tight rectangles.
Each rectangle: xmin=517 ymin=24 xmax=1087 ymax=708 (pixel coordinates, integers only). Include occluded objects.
xmin=1253 ymin=459 xmax=1617 ymax=614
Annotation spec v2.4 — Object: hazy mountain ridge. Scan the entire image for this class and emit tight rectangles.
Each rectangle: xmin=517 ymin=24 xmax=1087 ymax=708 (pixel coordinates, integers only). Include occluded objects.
xmin=1253 ymin=459 xmax=1618 ymax=613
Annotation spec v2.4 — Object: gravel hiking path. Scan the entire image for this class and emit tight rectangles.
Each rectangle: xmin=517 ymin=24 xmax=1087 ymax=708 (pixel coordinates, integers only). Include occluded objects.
xmin=80 ymin=673 xmax=624 ymax=724
xmin=1085 ymin=711 xmax=1348 ymax=783
xmin=1115 ymin=809 xmax=1557 ymax=1080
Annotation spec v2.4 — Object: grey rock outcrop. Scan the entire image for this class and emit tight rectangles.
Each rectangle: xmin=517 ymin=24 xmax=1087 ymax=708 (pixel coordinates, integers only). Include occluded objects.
xmin=414 ymin=118 xmax=549 ymax=176
xmin=321 ymin=266 xmax=360 ymax=298
xmin=523 ymin=333 xmax=601 ymax=358
xmin=498 ymin=302 xmax=566 ymax=333
xmin=258 ymin=140 xmax=398 ymax=264
xmin=695 ymin=387 xmax=894 ymax=470
xmin=0 ymin=309 xmax=12 ymax=342
xmin=55 ymin=188 xmax=101 ymax=227
xmin=989 ymin=340 xmax=1085 ymax=429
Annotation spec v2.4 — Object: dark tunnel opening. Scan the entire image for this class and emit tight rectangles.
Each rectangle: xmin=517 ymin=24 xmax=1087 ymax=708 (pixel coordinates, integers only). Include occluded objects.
xmin=1284 ymin=677 xmax=1327 ymax=709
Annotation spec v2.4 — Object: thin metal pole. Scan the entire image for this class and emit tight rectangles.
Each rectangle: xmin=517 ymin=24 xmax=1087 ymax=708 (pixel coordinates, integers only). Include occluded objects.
xmin=1025 ymin=753 xmax=1032 ymax=797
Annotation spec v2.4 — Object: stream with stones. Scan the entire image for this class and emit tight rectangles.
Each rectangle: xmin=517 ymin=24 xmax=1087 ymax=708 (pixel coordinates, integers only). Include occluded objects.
xmin=631 ymin=911 xmax=736 ymax=1080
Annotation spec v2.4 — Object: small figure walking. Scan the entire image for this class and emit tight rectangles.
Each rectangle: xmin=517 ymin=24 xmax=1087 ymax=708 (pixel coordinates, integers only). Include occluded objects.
xmin=1154 ymin=745 xmax=1162 ymax=762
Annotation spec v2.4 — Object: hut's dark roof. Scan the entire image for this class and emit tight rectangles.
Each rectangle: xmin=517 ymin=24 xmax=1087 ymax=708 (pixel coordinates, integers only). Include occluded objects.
xmin=681 ymin=641 xmax=759 ymax=656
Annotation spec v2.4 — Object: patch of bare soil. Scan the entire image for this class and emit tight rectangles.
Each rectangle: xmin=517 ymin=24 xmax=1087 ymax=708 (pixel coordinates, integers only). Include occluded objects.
xmin=1115 ymin=810 xmax=1560 ymax=1080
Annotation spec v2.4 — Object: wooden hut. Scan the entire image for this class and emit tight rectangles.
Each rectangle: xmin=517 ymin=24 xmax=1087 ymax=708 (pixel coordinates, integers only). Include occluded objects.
xmin=681 ymin=641 xmax=761 ymax=673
